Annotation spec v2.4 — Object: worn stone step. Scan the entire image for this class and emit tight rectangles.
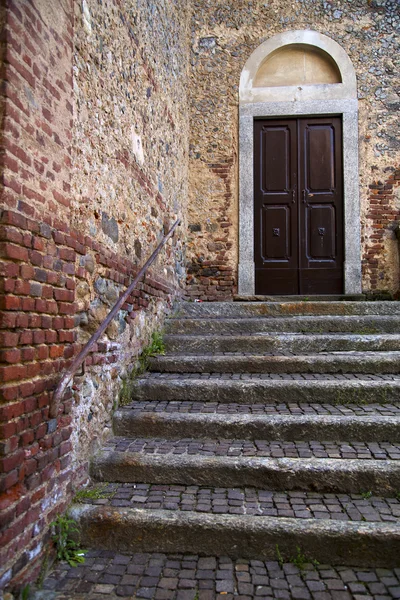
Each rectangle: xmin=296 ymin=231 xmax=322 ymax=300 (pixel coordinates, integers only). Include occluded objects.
xmin=149 ymin=351 xmax=400 ymax=375
xmin=74 ymin=482 xmax=400 ymax=524
xmin=70 ymin=504 xmax=400 ymax=568
xmin=132 ymin=375 xmax=400 ymax=405
xmin=233 ymin=294 xmax=367 ymax=302
xmin=164 ymin=333 xmax=400 ymax=354
xmin=91 ymin=438 xmax=400 ymax=494
xmin=165 ymin=315 xmax=400 ymax=335
xmin=176 ymin=301 xmax=400 ymax=319
xmin=42 ymin=547 xmax=400 ymax=598
xmin=114 ymin=404 xmax=400 ymax=442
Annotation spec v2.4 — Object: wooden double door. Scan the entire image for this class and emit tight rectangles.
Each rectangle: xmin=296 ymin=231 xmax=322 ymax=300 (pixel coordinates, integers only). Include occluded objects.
xmin=254 ymin=117 xmax=344 ymax=295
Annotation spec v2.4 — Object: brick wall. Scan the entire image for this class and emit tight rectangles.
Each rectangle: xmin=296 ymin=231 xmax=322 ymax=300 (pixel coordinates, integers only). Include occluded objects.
xmin=186 ymin=158 xmax=236 ymax=301
xmin=0 ymin=0 xmax=76 ymax=588
xmin=0 ymin=0 xmax=190 ymax=591
xmin=362 ymin=166 xmax=400 ymax=294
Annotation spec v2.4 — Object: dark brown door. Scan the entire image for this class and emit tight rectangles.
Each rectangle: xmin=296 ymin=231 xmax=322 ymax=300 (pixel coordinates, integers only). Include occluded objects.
xmin=254 ymin=117 xmax=343 ymax=295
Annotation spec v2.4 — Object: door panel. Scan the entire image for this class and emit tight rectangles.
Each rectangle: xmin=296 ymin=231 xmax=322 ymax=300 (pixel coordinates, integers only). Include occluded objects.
xmin=262 ymin=205 xmax=291 ymax=261
xmin=299 ymin=118 xmax=343 ymax=294
xmin=261 ymin=128 xmax=291 ymax=192
xmin=307 ymin=204 xmax=336 ymax=260
xmin=254 ymin=117 xmax=343 ymax=295
xmin=306 ymin=125 xmax=335 ymax=192
xmin=254 ymin=120 xmax=298 ymax=295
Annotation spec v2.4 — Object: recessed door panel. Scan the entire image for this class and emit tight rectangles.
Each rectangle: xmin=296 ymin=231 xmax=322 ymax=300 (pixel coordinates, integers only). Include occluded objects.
xmin=262 ymin=205 xmax=290 ymax=261
xmin=254 ymin=116 xmax=343 ymax=295
xmin=305 ymin=125 xmax=335 ymax=192
xmin=307 ymin=204 xmax=336 ymax=261
xmin=261 ymin=127 xmax=290 ymax=192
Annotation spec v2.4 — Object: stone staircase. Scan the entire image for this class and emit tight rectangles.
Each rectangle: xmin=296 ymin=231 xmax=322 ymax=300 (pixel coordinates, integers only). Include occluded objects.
xmin=72 ymin=300 xmax=400 ymax=570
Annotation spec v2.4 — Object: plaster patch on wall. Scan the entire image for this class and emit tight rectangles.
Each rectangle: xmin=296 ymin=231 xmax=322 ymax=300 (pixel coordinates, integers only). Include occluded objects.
xmin=132 ymin=128 xmax=145 ymax=165
xmin=82 ymin=0 xmax=92 ymax=35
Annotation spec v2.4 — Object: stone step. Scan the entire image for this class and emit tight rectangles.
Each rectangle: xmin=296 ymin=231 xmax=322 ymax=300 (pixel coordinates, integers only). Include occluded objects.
xmin=149 ymin=351 xmax=400 ymax=375
xmin=114 ymin=403 xmax=400 ymax=442
xmin=132 ymin=374 xmax=400 ymax=405
xmin=176 ymin=301 xmax=400 ymax=319
xmin=233 ymin=294 xmax=367 ymax=302
xmin=41 ymin=548 xmax=400 ymax=597
xmin=70 ymin=503 xmax=400 ymax=568
xmin=164 ymin=333 xmax=400 ymax=354
xmin=91 ymin=437 xmax=400 ymax=495
xmin=73 ymin=482 xmax=400 ymax=524
xmin=165 ymin=315 xmax=400 ymax=335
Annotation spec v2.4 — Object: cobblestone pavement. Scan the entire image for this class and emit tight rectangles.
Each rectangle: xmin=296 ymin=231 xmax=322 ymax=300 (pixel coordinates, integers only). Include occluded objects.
xmin=141 ymin=372 xmax=400 ymax=381
xmin=105 ymin=438 xmax=400 ymax=460
xmin=42 ymin=550 xmax=400 ymax=599
xmin=76 ymin=483 xmax=400 ymax=522
xmin=127 ymin=401 xmax=400 ymax=417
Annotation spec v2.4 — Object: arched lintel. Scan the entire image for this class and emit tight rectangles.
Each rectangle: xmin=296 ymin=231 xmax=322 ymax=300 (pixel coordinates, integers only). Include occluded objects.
xmin=240 ymin=30 xmax=357 ymax=104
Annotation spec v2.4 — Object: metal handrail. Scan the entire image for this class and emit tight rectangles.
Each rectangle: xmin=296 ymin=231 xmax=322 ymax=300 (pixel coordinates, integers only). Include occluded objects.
xmin=49 ymin=219 xmax=181 ymax=419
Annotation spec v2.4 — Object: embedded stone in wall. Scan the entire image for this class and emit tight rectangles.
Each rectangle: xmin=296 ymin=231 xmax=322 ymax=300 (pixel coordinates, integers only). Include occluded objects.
xmin=101 ymin=213 xmax=119 ymax=243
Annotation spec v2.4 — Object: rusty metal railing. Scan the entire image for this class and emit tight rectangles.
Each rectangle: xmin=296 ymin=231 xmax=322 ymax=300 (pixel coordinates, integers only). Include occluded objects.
xmin=49 ymin=219 xmax=181 ymax=419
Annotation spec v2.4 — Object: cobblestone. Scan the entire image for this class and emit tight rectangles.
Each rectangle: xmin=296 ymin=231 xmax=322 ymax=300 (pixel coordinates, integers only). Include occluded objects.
xmin=104 ymin=437 xmax=400 ymax=460
xmin=41 ymin=551 xmax=400 ymax=599
xmin=76 ymin=483 xmax=400 ymax=522
xmin=126 ymin=401 xmax=400 ymax=417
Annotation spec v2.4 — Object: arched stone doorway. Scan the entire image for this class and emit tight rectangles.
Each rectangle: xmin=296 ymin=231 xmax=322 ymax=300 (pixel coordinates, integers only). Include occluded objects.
xmin=238 ymin=30 xmax=361 ymax=295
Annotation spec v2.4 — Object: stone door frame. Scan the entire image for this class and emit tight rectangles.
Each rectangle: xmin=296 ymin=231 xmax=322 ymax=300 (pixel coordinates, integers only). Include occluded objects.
xmin=238 ymin=30 xmax=361 ymax=295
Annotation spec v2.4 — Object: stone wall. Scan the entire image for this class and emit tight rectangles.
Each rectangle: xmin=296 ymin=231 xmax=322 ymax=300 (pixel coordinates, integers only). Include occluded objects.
xmin=186 ymin=0 xmax=400 ymax=298
xmin=0 ymin=0 xmax=190 ymax=590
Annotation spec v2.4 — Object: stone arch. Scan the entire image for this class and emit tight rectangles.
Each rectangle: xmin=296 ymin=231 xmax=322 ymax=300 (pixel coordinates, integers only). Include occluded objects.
xmin=238 ymin=30 xmax=361 ymax=295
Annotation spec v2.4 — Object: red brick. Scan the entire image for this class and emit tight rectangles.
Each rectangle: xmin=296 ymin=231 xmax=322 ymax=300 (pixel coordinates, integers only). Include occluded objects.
xmin=45 ymin=330 xmax=57 ymax=344
xmin=3 ymin=137 xmax=32 ymax=167
xmin=2 ymin=153 xmax=20 ymax=173
xmin=2 ymin=279 xmax=16 ymax=295
xmin=23 ymin=186 xmax=46 ymax=204
xmin=0 ymin=384 xmax=19 ymax=403
xmin=0 ymin=364 xmax=27 ymax=382
xmin=49 ymin=345 xmax=64 ymax=359
xmin=36 ymin=345 xmax=49 ymax=360
xmin=21 ymin=297 xmax=35 ymax=311
xmin=52 ymin=189 xmax=69 ymax=207
xmin=0 ymin=348 xmax=21 ymax=363
xmin=0 ymin=242 xmax=29 ymax=261
xmin=0 ymin=449 xmax=25 ymax=474
xmin=21 ymin=347 xmax=35 ymax=361
xmin=0 ymin=469 xmax=19 ymax=493
xmin=0 ymin=295 xmax=22 ymax=310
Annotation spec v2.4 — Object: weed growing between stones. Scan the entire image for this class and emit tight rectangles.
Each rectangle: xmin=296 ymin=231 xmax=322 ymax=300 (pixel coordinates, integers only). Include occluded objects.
xmin=275 ymin=544 xmax=284 ymax=568
xmin=361 ymin=491 xmax=373 ymax=499
xmin=275 ymin=544 xmax=319 ymax=571
xmin=119 ymin=331 xmax=165 ymax=405
xmin=21 ymin=584 xmax=30 ymax=600
xmin=35 ymin=550 xmax=49 ymax=589
xmin=51 ymin=515 xmax=86 ymax=567
xmin=73 ymin=484 xmax=114 ymax=503
xmin=291 ymin=546 xmax=319 ymax=570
